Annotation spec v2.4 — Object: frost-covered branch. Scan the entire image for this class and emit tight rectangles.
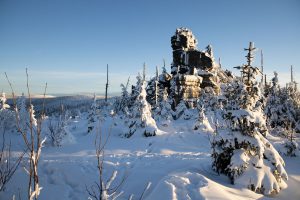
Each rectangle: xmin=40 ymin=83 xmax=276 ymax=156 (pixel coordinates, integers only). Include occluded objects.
xmin=87 ymin=125 xmax=125 ymax=200
xmin=5 ymin=70 xmax=47 ymax=200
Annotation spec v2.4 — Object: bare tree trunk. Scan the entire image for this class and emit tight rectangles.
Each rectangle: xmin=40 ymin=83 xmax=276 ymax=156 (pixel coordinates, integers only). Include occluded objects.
xmin=105 ymin=64 xmax=109 ymax=102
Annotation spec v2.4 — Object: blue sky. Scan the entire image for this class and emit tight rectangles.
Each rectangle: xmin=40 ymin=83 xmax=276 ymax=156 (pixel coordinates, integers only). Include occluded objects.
xmin=0 ymin=0 xmax=299 ymax=95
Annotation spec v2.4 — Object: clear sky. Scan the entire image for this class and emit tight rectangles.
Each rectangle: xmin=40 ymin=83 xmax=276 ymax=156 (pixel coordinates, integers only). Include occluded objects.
xmin=0 ymin=0 xmax=299 ymax=96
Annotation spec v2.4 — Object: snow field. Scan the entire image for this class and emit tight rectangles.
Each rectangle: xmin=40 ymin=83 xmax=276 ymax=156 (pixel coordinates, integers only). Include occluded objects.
xmin=1 ymin=112 xmax=299 ymax=200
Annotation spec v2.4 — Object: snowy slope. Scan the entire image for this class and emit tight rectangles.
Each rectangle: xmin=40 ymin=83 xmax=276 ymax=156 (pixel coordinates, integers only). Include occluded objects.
xmin=1 ymin=113 xmax=300 ymax=200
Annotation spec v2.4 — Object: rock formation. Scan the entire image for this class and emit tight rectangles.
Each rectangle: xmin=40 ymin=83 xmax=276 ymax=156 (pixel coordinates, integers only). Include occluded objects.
xmin=170 ymin=28 xmax=220 ymax=107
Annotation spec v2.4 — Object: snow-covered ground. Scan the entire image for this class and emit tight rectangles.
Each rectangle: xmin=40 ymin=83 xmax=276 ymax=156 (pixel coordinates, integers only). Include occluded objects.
xmin=1 ymin=113 xmax=300 ymax=200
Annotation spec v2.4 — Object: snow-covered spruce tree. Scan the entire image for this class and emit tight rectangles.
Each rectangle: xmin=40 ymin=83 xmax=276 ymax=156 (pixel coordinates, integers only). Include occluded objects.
xmin=284 ymin=81 xmax=300 ymax=133
xmin=46 ymin=105 xmax=68 ymax=147
xmin=193 ymin=104 xmax=213 ymax=132
xmin=173 ymin=100 xmax=188 ymax=120
xmin=283 ymin=126 xmax=299 ymax=157
xmin=0 ymin=92 xmax=15 ymax=130
xmin=125 ymin=80 xmax=158 ymax=138
xmin=212 ymin=42 xmax=288 ymax=195
xmin=265 ymin=72 xmax=296 ymax=137
xmin=17 ymin=93 xmax=29 ymax=132
xmin=46 ymin=115 xmax=67 ymax=146
xmin=0 ymin=92 xmax=10 ymax=110
xmin=87 ymin=94 xmax=98 ymax=134
xmin=29 ymin=104 xmax=37 ymax=127
xmin=146 ymin=66 xmax=160 ymax=109
xmin=154 ymin=88 xmax=173 ymax=125
xmin=129 ymin=73 xmax=143 ymax=108
xmin=265 ymin=69 xmax=300 ymax=135
xmin=113 ymin=77 xmax=130 ymax=115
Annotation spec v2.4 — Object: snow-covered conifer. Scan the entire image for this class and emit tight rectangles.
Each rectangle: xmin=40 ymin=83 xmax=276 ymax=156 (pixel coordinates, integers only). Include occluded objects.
xmin=130 ymin=73 xmax=143 ymax=107
xmin=114 ymin=77 xmax=131 ymax=115
xmin=282 ymin=126 xmax=299 ymax=157
xmin=0 ymin=92 xmax=10 ymax=110
xmin=0 ymin=92 xmax=15 ymax=129
xmin=29 ymin=104 xmax=37 ymax=127
xmin=155 ymin=88 xmax=173 ymax=125
xmin=193 ymin=105 xmax=213 ymax=132
xmin=212 ymin=42 xmax=288 ymax=195
xmin=125 ymin=81 xmax=158 ymax=138
xmin=265 ymin=72 xmax=299 ymax=136
xmin=17 ymin=93 xmax=29 ymax=132
xmin=87 ymin=94 xmax=97 ymax=133
xmin=174 ymin=100 xmax=188 ymax=120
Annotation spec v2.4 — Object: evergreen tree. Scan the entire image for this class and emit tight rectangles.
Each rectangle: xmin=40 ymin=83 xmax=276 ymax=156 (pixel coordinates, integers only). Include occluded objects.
xmin=212 ymin=42 xmax=288 ymax=195
xmin=174 ymin=100 xmax=188 ymax=120
xmin=87 ymin=94 xmax=97 ymax=133
xmin=125 ymin=81 xmax=158 ymax=138
xmin=193 ymin=104 xmax=213 ymax=132
xmin=0 ymin=92 xmax=15 ymax=130
xmin=0 ymin=92 xmax=10 ymax=110
xmin=146 ymin=67 xmax=160 ymax=108
xmin=155 ymin=88 xmax=173 ymax=125
xmin=29 ymin=104 xmax=37 ymax=127
xmin=265 ymin=72 xmax=299 ymax=136
xmin=114 ymin=77 xmax=130 ymax=115
xmin=283 ymin=125 xmax=299 ymax=157
xmin=17 ymin=93 xmax=29 ymax=132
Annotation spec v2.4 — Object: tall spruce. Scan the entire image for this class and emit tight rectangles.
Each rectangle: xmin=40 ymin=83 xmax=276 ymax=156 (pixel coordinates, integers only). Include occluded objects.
xmin=212 ymin=42 xmax=288 ymax=195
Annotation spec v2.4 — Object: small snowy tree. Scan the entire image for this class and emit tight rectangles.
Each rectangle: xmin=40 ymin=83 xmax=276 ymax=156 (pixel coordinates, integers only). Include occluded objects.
xmin=265 ymin=72 xmax=299 ymax=136
xmin=193 ymin=105 xmax=213 ymax=132
xmin=212 ymin=42 xmax=288 ymax=195
xmin=129 ymin=73 xmax=143 ymax=108
xmin=282 ymin=124 xmax=299 ymax=157
xmin=88 ymin=94 xmax=98 ymax=134
xmin=125 ymin=81 xmax=158 ymax=138
xmin=174 ymin=100 xmax=188 ymax=120
xmin=0 ymin=92 xmax=15 ymax=130
xmin=114 ymin=77 xmax=130 ymax=115
xmin=155 ymin=88 xmax=173 ymax=125
xmin=46 ymin=115 xmax=67 ymax=147
xmin=29 ymin=104 xmax=37 ymax=127
xmin=0 ymin=92 xmax=10 ymax=110
xmin=17 ymin=93 xmax=29 ymax=132
xmin=146 ymin=66 xmax=160 ymax=108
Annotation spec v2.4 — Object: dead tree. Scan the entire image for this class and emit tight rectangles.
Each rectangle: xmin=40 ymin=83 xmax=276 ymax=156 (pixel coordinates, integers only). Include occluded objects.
xmin=154 ymin=66 xmax=159 ymax=107
xmin=291 ymin=65 xmax=294 ymax=83
xmin=105 ymin=64 xmax=109 ymax=102
xmin=143 ymin=63 xmax=146 ymax=82
xmin=260 ymin=50 xmax=264 ymax=85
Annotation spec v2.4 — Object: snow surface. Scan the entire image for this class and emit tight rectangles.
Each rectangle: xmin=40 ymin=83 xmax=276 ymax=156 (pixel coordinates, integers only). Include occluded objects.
xmin=1 ymin=111 xmax=300 ymax=200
